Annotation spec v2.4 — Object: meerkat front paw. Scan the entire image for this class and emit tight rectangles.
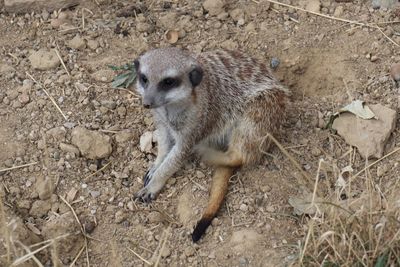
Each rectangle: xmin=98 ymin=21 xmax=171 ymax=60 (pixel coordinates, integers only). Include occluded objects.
xmin=135 ymin=187 xmax=157 ymax=203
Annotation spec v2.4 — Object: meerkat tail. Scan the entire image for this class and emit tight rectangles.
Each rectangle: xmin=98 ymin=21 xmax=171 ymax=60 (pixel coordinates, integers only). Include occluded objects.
xmin=192 ymin=166 xmax=234 ymax=242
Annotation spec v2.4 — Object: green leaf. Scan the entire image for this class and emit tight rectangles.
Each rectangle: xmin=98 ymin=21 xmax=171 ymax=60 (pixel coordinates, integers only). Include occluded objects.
xmin=124 ymin=71 xmax=137 ymax=88
xmin=374 ymin=252 xmax=389 ymax=267
xmin=111 ymin=72 xmax=131 ymax=88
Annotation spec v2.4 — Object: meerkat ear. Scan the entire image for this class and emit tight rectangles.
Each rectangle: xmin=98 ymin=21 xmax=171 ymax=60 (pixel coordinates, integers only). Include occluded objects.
xmin=189 ymin=66 xmax=203 ymax=87
xmin=133 ymin=59 xmax=140 ymax=71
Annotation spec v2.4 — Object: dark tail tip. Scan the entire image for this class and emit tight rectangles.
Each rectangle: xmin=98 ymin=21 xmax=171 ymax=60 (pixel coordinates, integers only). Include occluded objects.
xmin=192 ymin=218 xmax=212 ymax=242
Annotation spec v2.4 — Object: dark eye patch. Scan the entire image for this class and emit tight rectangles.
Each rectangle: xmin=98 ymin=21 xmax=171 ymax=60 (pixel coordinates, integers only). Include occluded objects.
xmin=158 ymin=77 xmax=181 ymax=91
xmin=139 ymin=73 xmax=148 ymax=87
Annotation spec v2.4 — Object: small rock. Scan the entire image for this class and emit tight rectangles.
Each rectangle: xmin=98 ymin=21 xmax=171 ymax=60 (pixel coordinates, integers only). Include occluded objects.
xmin=115 ymin=130 xmax=134 ymax=143
xmin=91 ymin=69 xmax=115 ymax=83
xmin=101 ymin=100 xmax=117 ymax=109
xmin=30 ymin=200 xmax=51 ymax=217
xmin=370 ymin=55 xmax=378 ymax=62
xmin=377 ymin=164 xmax=389 ymax=177
xmin=50 ymin=18 xmax=68 ymax=28
xmin=42 ymin=212 xmax=82 ymax=260
xmin=29 ymin=49 xmax=60 ymax=71
xmin=148 ymin=211 xmax=163 ymax=223
xmin=161 ymin=245 xmax=171 ymax=258
xmin=90 ymin=190 xmax=101 ymax=198
xmin=239 ymin=203 xmax=248 ymax=212
xmin=83 ymin=220 xmax=96 ymax=234
xmin=35 ymin=177 xmax=54 ymax=200
xmin=71 ymin=127 xmax=112 ymax=159
xmin=59 ymin=143 xmax=80 ymax=156
xmin=18 ymin=93 xmax=30 ymax=105
xmin=229 ymin=8 xmax=244 ymax=22
xmin=196 ymin=170 xmax=205 ymax=178
xmin=140 ymin=131 xmax=153 ymax=153
xmin=270 ymin=58 xmax=280 ymax=70
xmin=332 ymin=104 xmax=397 ymax=159
xmin=334 ymin=6 xmax=344 ymax=17
xmin=305 ymin=0 xmax=321 ymax=12
xmin=68 ymin=35 xmax=86 ymax=50
xmin=4 ymin=0 xmax=80 ymax=14
xmin=115 ymin=210 xmax=126 ymax=223
xmin=390 ymin=63 xmax=400 ymax=86
xmin=184 ymin=246 xmax=195 ymax=257
xmin=127 ymin=201 xmax=135 ymax=211
xmin=203 ymin=0 xmax=225 ymax=16
xmin=372 ymin=0 xmax=398 ymax=9
xmin=87 ymin=39 xmax=99 ymax=50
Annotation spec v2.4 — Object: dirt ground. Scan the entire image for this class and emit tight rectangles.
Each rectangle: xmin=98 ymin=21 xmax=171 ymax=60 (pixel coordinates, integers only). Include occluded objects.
xmin=1 ymin=0 xmax=400 ymax=266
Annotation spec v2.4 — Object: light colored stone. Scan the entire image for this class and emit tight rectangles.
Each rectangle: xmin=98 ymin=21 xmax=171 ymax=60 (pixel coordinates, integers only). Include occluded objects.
xmin=30 ymin=200 xmax=51 ymax=217
xmin=87 ymin=39 xmax=99 ymax=50
xmin=5 ymin=0 xmax=80 ymax=14
xmin=230 ymin=229 xmax=261 ymax=252
xmin=59 ymin=143 xmax=80 ymax=156
xmin=91 ymin=69 xmax=114 ymax=83
xmin=305 ymin=0 xmax=320 ymax=13
xmin=115 ymin=210 xmax=126 ymax=223
xmin=332 ymin=104 xmax=397 ymax=159
xmin=35 ymin=177 xmax=54 ymax=200
xmin=115 ymin=130 xmax=134 ymax=143
xmin=71 ymin=127 xmax=112 ymax=159
xmin=68 ymin=35 xmax=86 ymax=50
xmin=29 ymin=49 xmax=60 ymax=71
xmin=203 ymin=0 xmax=225 ymax=16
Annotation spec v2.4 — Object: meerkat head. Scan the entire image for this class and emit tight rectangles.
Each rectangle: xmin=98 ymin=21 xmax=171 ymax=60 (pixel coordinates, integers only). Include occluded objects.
xmin=134 ymin=47 xmax=203 ymax=109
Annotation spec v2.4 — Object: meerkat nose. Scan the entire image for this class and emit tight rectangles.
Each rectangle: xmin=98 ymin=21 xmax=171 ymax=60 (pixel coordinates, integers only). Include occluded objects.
xmin=143 ymin=104 xmax=151 ymax=109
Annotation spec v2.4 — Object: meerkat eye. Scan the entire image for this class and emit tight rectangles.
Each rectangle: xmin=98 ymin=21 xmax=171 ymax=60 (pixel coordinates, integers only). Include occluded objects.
xmin=159 ymin=77 xmax=180 ymax=90
xmin=139 ymin=74 xmax=148 ymax=85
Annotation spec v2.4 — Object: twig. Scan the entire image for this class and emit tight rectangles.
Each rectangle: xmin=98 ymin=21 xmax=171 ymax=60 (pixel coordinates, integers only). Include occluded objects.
xmin=127 ymin=247 xmax=153 ymax=266
xmin=69 ymin=245 xmax=85 ymax=267
xmin=264 ymin=0 xmax=377 ymax=28
xmin=154 ymin=226 xmax=170 ymax=267
xmin=26 ymin=72 xmax=68 ymax=121
xmin=0 ymin=162 xmax=38 ymax=173
xmin=84 ymin=160 xmax=113 ymax=181
xmin=350 ymin=147 xmax=400 ymax=183
xmin=376 ymin=26 xmax=400 ymax=47
xmin=11 ymin=234 xmax=70 ymax=266
xmin=54 ymin=49 xmax=70 ymax=76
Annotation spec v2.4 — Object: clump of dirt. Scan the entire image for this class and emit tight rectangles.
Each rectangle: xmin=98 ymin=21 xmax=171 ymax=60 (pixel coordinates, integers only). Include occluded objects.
xmin=1 ymin=0 xmax=400 ymax=266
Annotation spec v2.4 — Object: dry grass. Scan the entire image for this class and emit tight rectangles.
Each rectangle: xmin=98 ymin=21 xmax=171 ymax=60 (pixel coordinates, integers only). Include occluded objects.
xmin=295 ymin=156 xmax=400 ymax=267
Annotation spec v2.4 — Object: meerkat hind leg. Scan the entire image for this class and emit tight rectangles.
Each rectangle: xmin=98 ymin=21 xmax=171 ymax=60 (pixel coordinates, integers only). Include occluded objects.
xmin=200 ymin=147 xmax=243 ymax=167
xmin=192 ymin=146 xmax=243 ymax=242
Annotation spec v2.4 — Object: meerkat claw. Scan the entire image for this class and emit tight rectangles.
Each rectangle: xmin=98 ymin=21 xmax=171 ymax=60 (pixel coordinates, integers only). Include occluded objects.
xmin=135 ymin=187 xmax=155 ymax=203
xmin=143 ymin=170 xmax=151 ymax=187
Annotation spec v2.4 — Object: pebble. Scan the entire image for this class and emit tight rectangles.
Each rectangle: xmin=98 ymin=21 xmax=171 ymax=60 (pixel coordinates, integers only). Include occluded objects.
xmin=68 ymin=35 xmax=86 ymax=50
xmin=203 ymin=0 xmax=225 ymax=16
xmin=91 ymin=69 xmax=115 ymax=83
xmin=305 ymin=0 xmax=321 ymax=13
xmin=30 ymin=200 xmax=51 ymax=217
xmin=35 ymin=177 xmax=54 ymax=200
xmin=71 ymin=127 xmax=112 ymax=159
xmin=115 ymin=130 xmax=134 ymax=143
xmin=90 ymin=190 xmax=101 ymax=198
xmin=333 ymin=6 xmax=344 ymax=17
xmin=59 ymin=143 xmax=80 ymax=156
xmin=87 ymin=39 xmax=99 ymax=50
xmin=196 ymin=170 xmax=205 ymax=178
xmin=390 ymin=63 xmax=400 ymax=85
xmin=148 ymin=211 xmax=163 ymax=223
xmin=270 ymin=58 xmax=280 ymax=70
xmin=161 ymin=245 xmax=171 ymax=258
xmin=115 ymin=210 xmax=126 ymax=223
xmin=29 ymin=49 xmax=60 ymax=70
xmin=239 ymin=203 xmax=249 ymax=212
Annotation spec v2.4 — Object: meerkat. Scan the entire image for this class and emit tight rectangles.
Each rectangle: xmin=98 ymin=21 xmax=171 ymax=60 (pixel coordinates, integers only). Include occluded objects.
xmin=133 ymin=47 xmax=289 ymax=242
